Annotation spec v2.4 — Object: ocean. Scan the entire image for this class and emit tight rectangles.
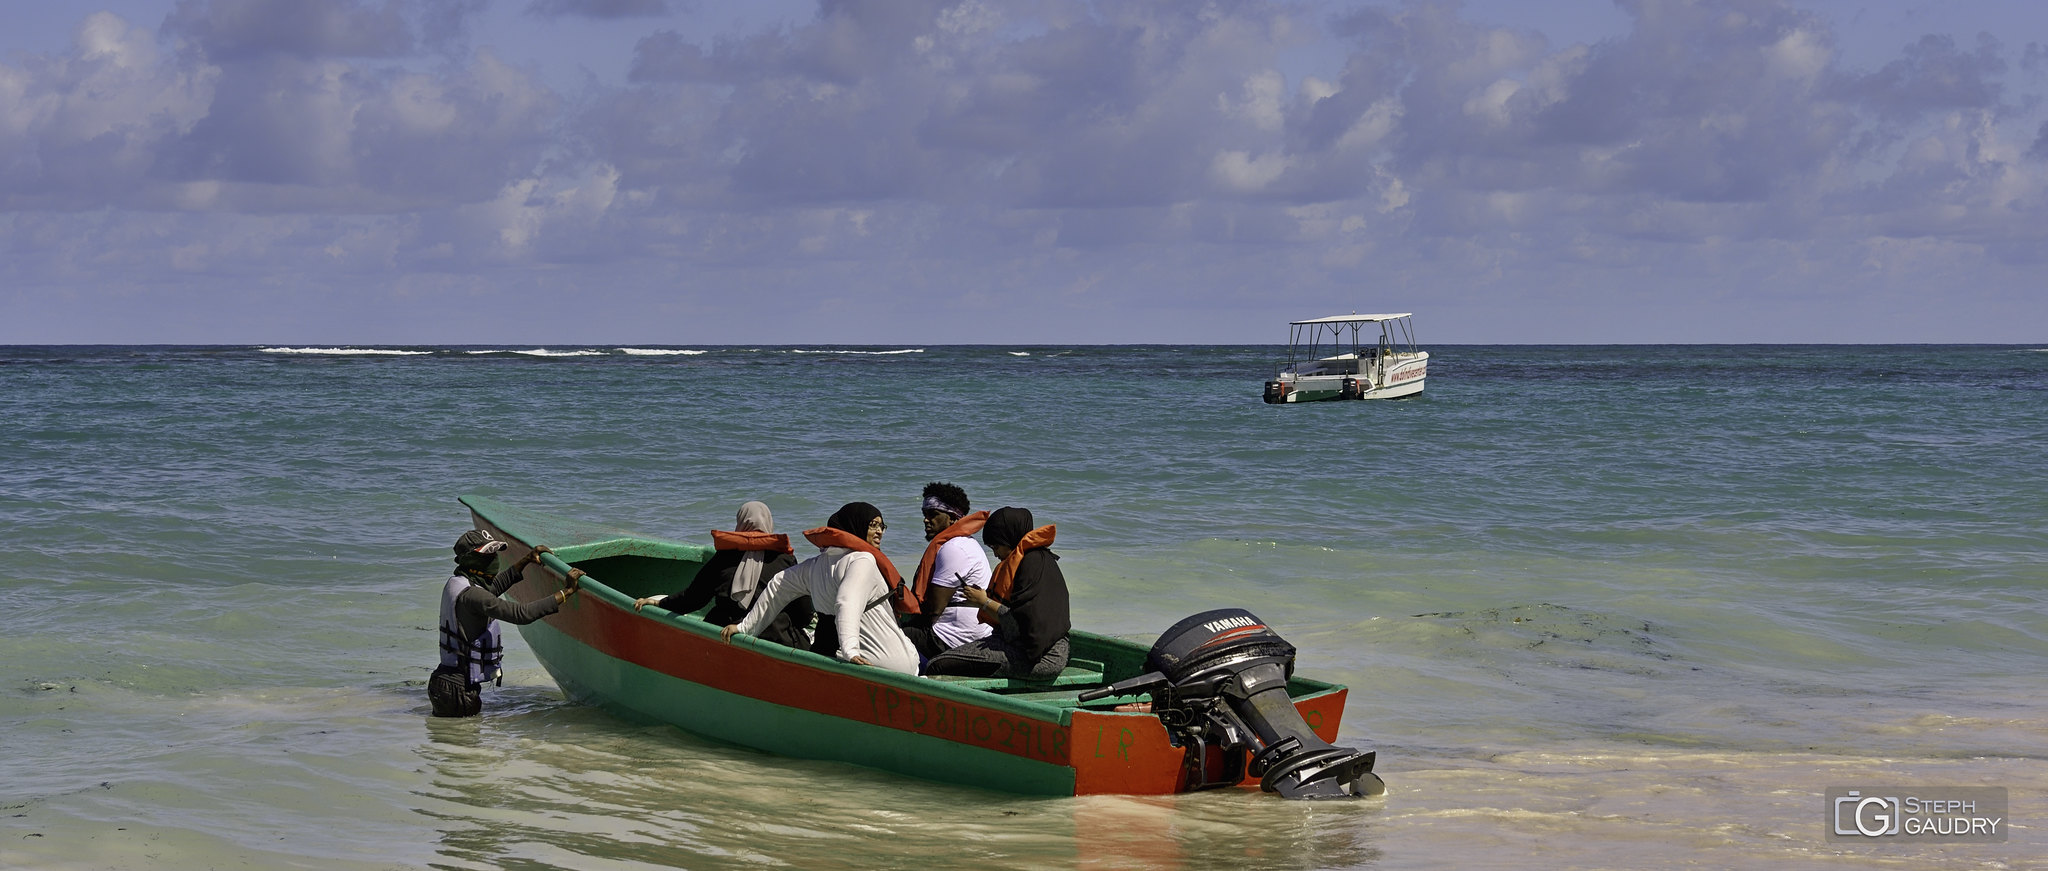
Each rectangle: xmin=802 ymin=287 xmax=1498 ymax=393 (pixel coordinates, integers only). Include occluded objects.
xmin=2 ymin=343 xmax=2042 ymax=869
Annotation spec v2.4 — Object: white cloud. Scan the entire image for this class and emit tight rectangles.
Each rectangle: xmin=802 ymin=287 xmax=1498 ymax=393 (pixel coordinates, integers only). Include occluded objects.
xmin=1211 ymin=150 xmax=1290 ymax=192
xmin=1766 ymin=28 xmax=1829 ymax=83
xmin=1220 ymin=69 xmax=1287 ymax=131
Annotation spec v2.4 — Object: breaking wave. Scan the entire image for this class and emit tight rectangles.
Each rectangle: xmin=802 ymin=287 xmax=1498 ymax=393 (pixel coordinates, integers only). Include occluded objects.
xmin=259 ymin=347 xmax=431 ymax=356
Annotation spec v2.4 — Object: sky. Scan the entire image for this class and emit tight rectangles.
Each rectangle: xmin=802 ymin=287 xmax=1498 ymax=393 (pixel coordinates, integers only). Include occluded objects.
xmin=2 ymin=0 xmax=2044 ymax=345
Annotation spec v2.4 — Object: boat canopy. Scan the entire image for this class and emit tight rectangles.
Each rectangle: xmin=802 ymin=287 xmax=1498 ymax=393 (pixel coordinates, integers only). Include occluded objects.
xmin=1290 ymin=313 xmax=1412 ymax=325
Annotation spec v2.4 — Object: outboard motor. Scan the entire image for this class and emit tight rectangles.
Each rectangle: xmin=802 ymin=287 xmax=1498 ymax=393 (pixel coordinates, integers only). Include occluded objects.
xmin=1079 ymin=608 xmax=1385 ymax=799
xmin=1262 ymin=380 xmax=1287 ymax=404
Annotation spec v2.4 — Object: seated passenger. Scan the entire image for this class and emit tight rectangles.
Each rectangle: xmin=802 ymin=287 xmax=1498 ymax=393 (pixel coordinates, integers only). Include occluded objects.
xmin=924 ymin=506 xmax=1071 ymax=680
xmin=898 ymin=482 xmax=992 ymax=662
xmin=635 ymin=501 xmax=812 ymax=649
xmin=722 ymin=502 xmax=919 ymax=675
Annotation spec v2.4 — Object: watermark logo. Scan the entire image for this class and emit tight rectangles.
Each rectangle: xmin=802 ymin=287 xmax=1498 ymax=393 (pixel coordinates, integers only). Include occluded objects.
xmin=1825 ymin=787 xmax=2007 ymax=843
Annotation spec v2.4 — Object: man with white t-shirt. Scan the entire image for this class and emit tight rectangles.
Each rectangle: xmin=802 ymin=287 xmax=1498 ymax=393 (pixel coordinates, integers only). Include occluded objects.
xmin=900 ymin=482 xmax=993 ymax=664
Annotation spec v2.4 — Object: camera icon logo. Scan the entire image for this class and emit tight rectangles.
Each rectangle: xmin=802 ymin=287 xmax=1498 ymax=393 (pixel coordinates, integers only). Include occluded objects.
xmin=1834 ymin=791 xmax=1902 ymax=837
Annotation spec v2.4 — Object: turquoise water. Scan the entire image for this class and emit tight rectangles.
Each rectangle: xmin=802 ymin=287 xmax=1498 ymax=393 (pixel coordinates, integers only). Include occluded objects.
xmin=3 ymin=344 xmax=2044 ymax=869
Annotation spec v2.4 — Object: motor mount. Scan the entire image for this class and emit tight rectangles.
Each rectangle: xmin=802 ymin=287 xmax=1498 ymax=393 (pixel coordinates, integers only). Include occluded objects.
xmin=1079 ymin=608 xmax=1385 ymax=799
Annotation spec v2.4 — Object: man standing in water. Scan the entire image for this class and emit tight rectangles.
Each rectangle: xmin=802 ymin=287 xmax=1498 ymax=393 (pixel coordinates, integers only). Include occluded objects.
xmin=431 ymin=529 xmax=582 ymax=717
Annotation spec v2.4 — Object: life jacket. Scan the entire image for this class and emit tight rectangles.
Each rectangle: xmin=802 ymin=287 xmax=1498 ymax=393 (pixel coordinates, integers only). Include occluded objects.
xmin=710 ymin=529 xmax=793 ymax=609
xmin=802 ymin=526 xmax=904 ymax=611
xmin=900 ymin=511 xmax=988 ymax=614
xmin=439 ymin=571 xmax=504 ymax=686
xmin=710 ymin=530 xmax=793 ymax=554
xmin=980 ymin=525 xmax=1056 ymax=626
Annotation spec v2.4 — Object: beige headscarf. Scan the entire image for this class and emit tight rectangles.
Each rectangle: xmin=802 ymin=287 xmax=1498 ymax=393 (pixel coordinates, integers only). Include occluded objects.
xmin=728 ymin=501 xmax=774 ymax=604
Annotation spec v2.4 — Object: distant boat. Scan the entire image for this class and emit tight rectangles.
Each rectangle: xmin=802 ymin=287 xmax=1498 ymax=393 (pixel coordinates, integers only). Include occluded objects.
xmin=1263 ymin=313 xmax=1428 ymax=403
xmin=461 ymin=495 xmax=1383 ymax=799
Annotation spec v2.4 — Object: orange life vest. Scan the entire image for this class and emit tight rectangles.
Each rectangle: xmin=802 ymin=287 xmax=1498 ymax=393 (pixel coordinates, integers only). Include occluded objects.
xmin=980 ymin=524 xmax=1056 ymax=626
xmin=899 ymin=511 xmax=988 ymax=614
xmin=801 ymin=526 xmax=905 ymax=603
xmin=710 ymin=529 xmax=793 ymax=554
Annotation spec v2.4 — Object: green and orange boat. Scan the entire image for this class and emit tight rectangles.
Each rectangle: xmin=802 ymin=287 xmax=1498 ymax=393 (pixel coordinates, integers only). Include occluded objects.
xmin=464 ymin=495 xmax=1384 ymax=799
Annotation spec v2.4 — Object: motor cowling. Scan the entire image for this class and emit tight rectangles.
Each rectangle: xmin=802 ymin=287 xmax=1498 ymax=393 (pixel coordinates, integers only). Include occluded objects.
xmin=1080 ymin=608 xmax=1385 ymax=799
xmin=1262 ymin=381 xmax=1286 ymax=404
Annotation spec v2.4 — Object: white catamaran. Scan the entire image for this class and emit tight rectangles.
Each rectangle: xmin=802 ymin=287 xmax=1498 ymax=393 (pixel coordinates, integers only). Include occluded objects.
xmin=1263 ymin=313 xmax=1428 ymax=403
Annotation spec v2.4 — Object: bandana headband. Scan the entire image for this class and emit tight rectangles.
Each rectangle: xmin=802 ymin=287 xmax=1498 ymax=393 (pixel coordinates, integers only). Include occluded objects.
xmin=922 ymin=495 xmax=966 ymax=517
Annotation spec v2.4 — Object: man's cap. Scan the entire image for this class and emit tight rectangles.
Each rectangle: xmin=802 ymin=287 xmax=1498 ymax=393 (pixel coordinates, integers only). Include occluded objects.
xmin=453 ymin=528 xmax=498 ymax=555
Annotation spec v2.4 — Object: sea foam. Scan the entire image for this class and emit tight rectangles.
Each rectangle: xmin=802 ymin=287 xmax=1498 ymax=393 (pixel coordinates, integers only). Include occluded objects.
xmin=259 ymin=347 xmax=430 ymax=356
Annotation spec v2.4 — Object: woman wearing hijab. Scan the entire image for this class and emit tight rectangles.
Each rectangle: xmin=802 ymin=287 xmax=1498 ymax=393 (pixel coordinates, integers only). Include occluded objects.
xmin=721 ymin=502 xmax=919 ymax=675
xmin=635 ymin=501 xmax=812 ymax=648
xmin=925 ymin=506 xmax=1071 ymax=679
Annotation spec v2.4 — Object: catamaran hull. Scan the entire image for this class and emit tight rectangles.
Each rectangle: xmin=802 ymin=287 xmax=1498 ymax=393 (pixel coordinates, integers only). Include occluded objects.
xmin=466 ymin=501 xmax=1353 ymax=797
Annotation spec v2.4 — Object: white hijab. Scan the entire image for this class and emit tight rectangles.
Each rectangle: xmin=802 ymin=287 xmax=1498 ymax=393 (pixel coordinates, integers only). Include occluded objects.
xmin=728 ymin=501 xmax=774 ymax=604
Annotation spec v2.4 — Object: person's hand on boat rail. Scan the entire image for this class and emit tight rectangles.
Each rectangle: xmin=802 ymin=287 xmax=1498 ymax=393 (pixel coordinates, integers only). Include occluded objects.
xmin=547 ymin=568 xmax=584 ymax=606
xmin=510 ymin=543 xmax=549 ymax=567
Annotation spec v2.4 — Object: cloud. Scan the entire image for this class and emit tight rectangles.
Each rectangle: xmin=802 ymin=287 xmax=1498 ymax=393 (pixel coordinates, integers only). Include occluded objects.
xmin=164 ymin=0 xmax=420 ymax=60
xmin=611 ymin=0 xmax=1308 ymax=211
xmin=2 ymin=0 xmax=2047 ymax=342
xmin=153 ymin=49 xmax=558 ymax=206
xmin=1 ymin=4 xmax=555 ymax=216
xmin=2025 ymin=42 xmax=2048 ymax=74
xmin=0 ymin=14 xmax=217 ymax=207
xmin=1839 ymin=33 xmax=2007 ymax=124
xmin=527 ymin=0 xmax=676 ymax=21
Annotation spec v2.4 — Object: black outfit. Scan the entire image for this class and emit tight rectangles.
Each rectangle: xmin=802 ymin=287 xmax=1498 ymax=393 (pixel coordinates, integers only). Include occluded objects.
xmin=924 ymin=507 xmax=1072 ymax=679
xmin=656 ymin=549 xmax=812 ymax=649
xmin=448 ymin=564 xmax=561 ymax=641
xmin=901 ymin=624 xmax=948 ymax=660
xmin=992 ymin=547 xmax=1071 ymax=664
xmin=810 ymin=615 xmax=839 ymax=658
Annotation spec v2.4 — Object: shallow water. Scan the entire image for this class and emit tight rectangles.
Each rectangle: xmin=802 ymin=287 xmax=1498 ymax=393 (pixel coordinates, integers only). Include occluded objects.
xmin=3 ymin=344 xmax=2044 ymax=868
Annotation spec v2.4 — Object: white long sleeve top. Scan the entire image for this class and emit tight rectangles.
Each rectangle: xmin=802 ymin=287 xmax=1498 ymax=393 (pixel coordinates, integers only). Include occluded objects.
xmin=734 ymin=547 xmax=918 ymax=675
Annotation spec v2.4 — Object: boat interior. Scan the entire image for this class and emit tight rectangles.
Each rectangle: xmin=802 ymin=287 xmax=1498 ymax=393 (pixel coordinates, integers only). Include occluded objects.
xmin=557 ymin=550 xmax=1168 ymax=712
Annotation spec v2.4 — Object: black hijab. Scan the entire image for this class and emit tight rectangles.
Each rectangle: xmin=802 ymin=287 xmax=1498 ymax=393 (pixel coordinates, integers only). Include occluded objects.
xmin=984 ymin=506 xmax=1032 ymax=550
xmin=826 ymin=502 xmax=882 ymax=537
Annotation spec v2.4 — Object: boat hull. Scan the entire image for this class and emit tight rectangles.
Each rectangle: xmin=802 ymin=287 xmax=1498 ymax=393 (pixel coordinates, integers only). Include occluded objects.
xmin=462 ymin=496 xmax=1353 ymax=797
xmin=1268 ymin=352 xmax=1428 ymax=403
